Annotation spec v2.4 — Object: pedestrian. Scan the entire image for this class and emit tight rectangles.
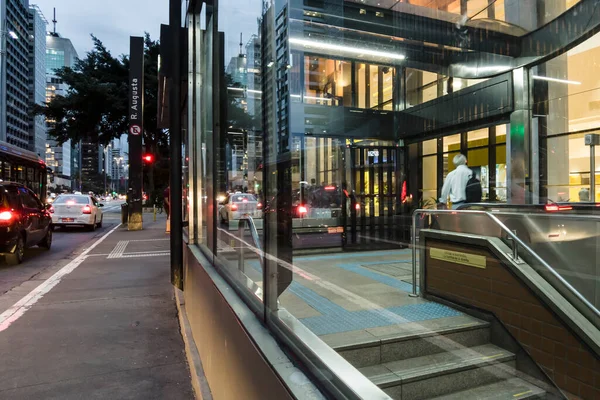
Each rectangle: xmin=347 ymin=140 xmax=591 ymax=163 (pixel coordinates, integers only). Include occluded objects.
xmin=163 ymin=186 xmax=170 ymax=218
xmin=439 ymin=153 xmax=473 ymax=209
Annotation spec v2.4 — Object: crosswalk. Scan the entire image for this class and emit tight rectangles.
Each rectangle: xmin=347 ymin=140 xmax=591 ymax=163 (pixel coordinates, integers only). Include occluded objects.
xmin=101 ymin=203 xmax=124 ymax=213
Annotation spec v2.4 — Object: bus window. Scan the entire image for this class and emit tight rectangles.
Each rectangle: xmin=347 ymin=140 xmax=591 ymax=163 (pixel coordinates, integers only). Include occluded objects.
xmin=17 ymin=166 xmax=25 ymax=185
xmin=27 ymin=167 xmax=34 ymax=188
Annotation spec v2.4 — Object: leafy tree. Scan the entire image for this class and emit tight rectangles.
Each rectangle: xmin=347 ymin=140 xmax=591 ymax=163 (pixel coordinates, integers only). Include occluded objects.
xmin=37 ymin=34 xmax=167 ymax=195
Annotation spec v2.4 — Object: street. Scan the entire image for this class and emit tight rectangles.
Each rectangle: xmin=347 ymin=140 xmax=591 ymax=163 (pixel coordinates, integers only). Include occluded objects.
xmin=0 ymin=202 xmax=192 ymax=399
xmin=0 ymin=200 xmax=125 ymax=297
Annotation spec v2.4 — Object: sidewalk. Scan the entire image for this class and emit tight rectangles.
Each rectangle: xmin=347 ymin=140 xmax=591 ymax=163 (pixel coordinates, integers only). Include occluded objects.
xmin=0 ymin=215 xmax=193 ymax=399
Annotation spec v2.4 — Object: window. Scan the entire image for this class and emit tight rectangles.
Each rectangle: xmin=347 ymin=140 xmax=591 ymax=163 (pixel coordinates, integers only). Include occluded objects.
xmin=19 ymin=187 xmax=40 ymax=209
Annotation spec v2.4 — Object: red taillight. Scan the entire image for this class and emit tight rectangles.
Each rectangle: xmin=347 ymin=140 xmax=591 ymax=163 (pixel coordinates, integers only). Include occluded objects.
xmin=324 ymin=186 xmax=335 ymax=191
xmin=545 ymin=204 xmax=572 ymax=212
xmin=298 ymin=205 xmax=308 ymax=214
xmin=0 ymin=211 xmax=13 ymax=221
xmin=82 ymin=205 xmax=92 ymax=214
xmin=257 ymin=202 xmax=262 ymax=209
xmin=355 ymin=203 xmax=360 ymax=210
xmin=231 ymin=203 xmax=238 ymax=211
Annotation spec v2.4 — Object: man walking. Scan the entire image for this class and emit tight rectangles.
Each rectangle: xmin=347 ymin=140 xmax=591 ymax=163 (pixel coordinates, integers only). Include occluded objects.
xmin=440 ymin=154 xmax=472 ymax=209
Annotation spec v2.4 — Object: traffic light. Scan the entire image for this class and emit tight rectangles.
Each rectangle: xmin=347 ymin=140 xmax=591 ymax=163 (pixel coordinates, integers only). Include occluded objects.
xmin=143 ymin=154 xmax=154 ymax=163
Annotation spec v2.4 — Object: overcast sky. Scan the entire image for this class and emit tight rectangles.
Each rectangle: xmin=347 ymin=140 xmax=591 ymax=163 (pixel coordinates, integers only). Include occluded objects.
xmin=36 ymin=0 xmax=263 ymax=62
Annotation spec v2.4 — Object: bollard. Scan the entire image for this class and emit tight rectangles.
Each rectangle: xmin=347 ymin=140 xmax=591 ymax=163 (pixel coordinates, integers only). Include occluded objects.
xmin=153 ymin=205 xmax=157 ymax=222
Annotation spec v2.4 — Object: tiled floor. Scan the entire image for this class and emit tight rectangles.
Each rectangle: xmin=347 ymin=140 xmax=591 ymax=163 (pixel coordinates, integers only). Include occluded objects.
xmin=241 ymin=249 xmax=466 ymax=339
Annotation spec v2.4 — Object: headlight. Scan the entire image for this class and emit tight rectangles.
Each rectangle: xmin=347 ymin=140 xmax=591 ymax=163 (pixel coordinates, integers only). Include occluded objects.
xmin=217 ymin=194 xmax=226 ymax=203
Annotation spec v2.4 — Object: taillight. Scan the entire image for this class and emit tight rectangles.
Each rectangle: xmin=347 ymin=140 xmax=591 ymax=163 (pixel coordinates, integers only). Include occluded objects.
xmin=298 ymin=205 xmax=308 ymax=215
xmin=545 ymin=204 xmax=572 ymax=212
xmin=49 ymin=206 xmax=54 ymax=213
xmin=231 ymin=203 xmax=238 ymax=211
xmin=257 ymin=202 xmax=262 ymax=209
xmin=82 ymin=205 xmax=92 ymax=214
xmin=0 ymin=211 xmax=13 ymax=221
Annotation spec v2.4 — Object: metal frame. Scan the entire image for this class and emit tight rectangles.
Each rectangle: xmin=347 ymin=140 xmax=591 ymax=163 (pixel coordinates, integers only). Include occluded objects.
xmin=410 ymin=209 xmax=600 ymax=328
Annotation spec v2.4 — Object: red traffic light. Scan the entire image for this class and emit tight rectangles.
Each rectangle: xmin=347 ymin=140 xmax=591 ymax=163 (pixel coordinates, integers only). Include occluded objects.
xmin=143 ymin=154 xmax=154 ymax=163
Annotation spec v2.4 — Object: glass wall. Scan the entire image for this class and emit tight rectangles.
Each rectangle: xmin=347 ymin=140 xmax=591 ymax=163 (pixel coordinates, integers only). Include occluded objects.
xmin=533 ymin=31 xmax=600 ymax=202
xmin=182 ymin=0 xmax=600 ymax=398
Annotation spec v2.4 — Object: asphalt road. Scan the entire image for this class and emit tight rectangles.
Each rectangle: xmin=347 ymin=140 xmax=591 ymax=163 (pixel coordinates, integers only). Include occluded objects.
xmin=0 ymin=200 xmax=125 ymax=296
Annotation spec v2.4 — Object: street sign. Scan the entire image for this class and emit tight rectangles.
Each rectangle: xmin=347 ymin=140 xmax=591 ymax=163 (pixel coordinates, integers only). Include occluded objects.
xmin=128 ymin=36 xmax=144 ymax=231
xmin=129 ymin=124 xmax=141 ymax=135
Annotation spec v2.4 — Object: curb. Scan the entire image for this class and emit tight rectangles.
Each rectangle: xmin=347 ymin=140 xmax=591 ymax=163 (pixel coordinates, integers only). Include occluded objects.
xmin=174 ymin=287 xmax=213 ymax=400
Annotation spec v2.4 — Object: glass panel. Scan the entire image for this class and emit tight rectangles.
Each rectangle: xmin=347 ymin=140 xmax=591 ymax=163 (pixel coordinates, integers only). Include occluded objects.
xmin=357 ymin=63 xmax=366 ymax=109
xmin=495 ymin=144 xmax=507 ymax=201
xmin=422 ymin=155 xmax=437 ymax=207
xmin=422 ymin=139 xmax=437 ymax=156
xmin=443 ymin=134 xmax=461 ymax=153
xmin=467 ymin=147 xmax=489 ymax=200
xmin=547 ymin=133 xmax=600 ymax=202
xmin=467 ymin=128 xmax=488 ymax=148
xmin=496 ymin=124 xmax=507 ymax=143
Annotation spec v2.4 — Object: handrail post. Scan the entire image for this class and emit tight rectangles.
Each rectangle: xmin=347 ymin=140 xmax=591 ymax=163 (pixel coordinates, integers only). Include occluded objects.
xmin=238 ymin=218 xmax=246 ymax=273
xmin=410 ymin=211 xmax=418 ymax=297
xmin=511 ymin=229 xmax=519 ymax=261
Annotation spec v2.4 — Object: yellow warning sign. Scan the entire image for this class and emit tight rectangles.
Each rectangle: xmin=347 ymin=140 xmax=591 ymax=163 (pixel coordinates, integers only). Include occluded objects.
xmin=430 ymin=248 xmax=486 ymax=269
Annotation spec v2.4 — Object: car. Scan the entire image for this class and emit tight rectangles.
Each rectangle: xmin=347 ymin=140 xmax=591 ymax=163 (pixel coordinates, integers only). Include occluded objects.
xmin=0 ymin=183 xmax=53 ymax=265
xmin=218 ymin=193 xmax=262 ymax=224
xmin=51 ymin=194 xmax=104 ymax=231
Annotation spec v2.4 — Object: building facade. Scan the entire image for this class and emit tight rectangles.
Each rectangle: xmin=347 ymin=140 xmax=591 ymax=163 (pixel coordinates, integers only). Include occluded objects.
xmin=45 ymin=31 xmax=78 ymax=189
xmin=1 ymin=0 xmax=32 ymax=149
xmin=28 ymin=4 xmax=46 ymax=158
xmin=175 ymin=1 xmax=600 ymax=399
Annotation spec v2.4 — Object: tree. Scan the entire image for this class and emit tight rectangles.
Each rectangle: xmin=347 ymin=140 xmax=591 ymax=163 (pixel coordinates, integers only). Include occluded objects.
xmin=37 ymin=34 xmax=167 ymax=196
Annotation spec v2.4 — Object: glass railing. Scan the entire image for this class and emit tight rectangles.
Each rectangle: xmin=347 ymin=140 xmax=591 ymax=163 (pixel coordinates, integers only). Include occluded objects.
xmin=411 ymin=208 xmax=600 ymax=329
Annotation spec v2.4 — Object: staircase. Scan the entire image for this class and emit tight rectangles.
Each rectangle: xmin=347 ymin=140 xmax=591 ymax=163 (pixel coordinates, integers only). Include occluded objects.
xmin=331 ymin=315 xmax=555 ymax=399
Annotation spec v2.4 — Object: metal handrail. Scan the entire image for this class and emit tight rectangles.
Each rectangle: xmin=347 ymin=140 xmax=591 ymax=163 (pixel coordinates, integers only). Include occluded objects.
xmin=237 ymin=216 xmax=264 ymax=272
xmin=411 ymin=209 xmax=600 ymax=323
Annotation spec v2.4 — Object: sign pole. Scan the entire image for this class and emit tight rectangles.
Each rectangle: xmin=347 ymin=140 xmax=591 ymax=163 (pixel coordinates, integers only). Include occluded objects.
xmin=128 ymin=36 xmax=144 ymax=231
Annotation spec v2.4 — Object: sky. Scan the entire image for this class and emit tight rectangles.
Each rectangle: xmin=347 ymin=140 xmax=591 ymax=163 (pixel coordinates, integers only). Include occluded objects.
xmin=35 ymin=0 xmax=264 ymax=62
xmin=36 ymin=0 xmax=169 ymax=58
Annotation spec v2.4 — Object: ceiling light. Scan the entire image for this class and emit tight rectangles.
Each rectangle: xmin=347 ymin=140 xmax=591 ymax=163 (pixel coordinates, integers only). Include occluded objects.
xmin=532 ymin=75 xmax=581 ymax=85
xmin=8 ymin=31 xmax=18 ymax=39
xmin=289 ymin=38 xmax=405 ymax=61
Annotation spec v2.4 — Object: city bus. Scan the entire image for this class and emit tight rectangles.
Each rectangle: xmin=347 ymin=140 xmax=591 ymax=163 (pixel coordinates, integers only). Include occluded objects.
xmin=0 ymin=141 xmax=48 ymax=203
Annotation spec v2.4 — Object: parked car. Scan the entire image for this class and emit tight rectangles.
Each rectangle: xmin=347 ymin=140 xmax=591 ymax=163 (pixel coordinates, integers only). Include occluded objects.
xmin=51 ymin=194 xmax=104 ymax=231
xmin=218 ymin=193 xmax=262 ymax=224
xmin=0 ymin=183 xmax=53 ymax=265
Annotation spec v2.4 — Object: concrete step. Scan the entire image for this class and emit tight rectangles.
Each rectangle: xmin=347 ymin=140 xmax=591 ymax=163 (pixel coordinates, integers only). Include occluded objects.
xmin=334 ymin=316 xmax=490 ymax=368
xmin=360 ymin=344 xmax=517 ymax=400
xmin=430 ymin=377 xmax=547 ymax=399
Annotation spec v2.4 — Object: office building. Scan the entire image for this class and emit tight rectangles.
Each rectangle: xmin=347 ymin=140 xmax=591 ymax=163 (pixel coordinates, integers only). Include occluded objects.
xmin=168 ymin=1 xmax=600 ymax=400
xmin=45 ymin=29 xmax=78 ymax=189
xmin=1 ymin=0 xmax=33 ymax=149
xmin=28 ymin=4 xmax=47 ymax=158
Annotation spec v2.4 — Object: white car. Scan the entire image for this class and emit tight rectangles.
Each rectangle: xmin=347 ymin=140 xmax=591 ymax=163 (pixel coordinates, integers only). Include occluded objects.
xmin=51 ymin=194 xmax=104 ymax=231
xmin=218 ymin=193 xmax=262 ymax=224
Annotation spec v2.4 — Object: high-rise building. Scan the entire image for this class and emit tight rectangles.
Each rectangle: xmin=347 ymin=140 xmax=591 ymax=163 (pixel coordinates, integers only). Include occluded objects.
xmin=45 ymin=26 xmax=78 ymax=189
xmin=28 ymin=4 xmax=47 ymax=158
xmin=0 ymin=0 xmax=33 ymax=149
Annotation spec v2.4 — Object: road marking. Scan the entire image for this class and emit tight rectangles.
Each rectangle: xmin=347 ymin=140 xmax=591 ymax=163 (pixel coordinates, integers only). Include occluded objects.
xmin=513 ymin=391 xmax=532 ymax=397
xmin=107 ymin=241 xmax=129 ymax=259
xmin=127 ymin=239 xmax=169 ymax=242
xmin=117 ymin=252 xmax=170 ymax=258
xmin=0 ymin=223 xmax=122 ymax=333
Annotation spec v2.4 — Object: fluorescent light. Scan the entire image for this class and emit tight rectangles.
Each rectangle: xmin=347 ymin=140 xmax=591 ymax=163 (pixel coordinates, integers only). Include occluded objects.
xmin=267 ymin=61 xmax=275 ymax=68
xmin=8 ymin=31 xmax=18 ymax=39
xmin=290 ymin=37 xmax=405 ymax=60
xmin=247 ymin=89 xmax=262 ymax=94
xmin=532 ymin=75 xmax=581 ymax=85
xmin=227 ymin=87 xmax=244 ymax=91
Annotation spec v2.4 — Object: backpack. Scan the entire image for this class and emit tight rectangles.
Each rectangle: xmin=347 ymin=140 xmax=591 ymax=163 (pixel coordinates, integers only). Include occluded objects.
xmin=465 ymin=175 xmax=482 ymax=203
